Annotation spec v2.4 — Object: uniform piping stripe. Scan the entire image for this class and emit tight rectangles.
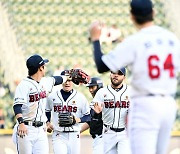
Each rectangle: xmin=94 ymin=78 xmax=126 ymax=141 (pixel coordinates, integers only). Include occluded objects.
xmin=118 ymin=84 xmax=127 ymax=128
xmin=57 ymin=90 xmax=64 ymax=105
xmin=107 ymin=86 xmax=116 ymax=127
xmin=67 ymin=90 xmax=77 ymax=105
xmin=48 ymin=77 xmax=55 ymax=93
xmin=16 ymin=125 xmax=20 ymax=154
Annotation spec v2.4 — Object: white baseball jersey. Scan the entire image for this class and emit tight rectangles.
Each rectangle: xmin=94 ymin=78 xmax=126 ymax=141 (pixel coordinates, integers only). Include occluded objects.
xmin=91 ymin=84 xmax=129 ymax=128
xmin=102 ymin=25 xmax=180 ymax=97
xmin=12 ymin=77 xmax=55 ymax=154
xmin=91 ymin=83 xmax=131 ymax=154
xmin=46 ymin=89 xmax=90 ymax=132
xmin=13 ymin=77 xmax=55 ymax=122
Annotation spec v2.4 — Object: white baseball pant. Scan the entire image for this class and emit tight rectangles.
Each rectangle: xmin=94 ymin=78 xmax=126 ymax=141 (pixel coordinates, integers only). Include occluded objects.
xmin=128 ymin=95 xmax=177 ymax=154
xmin=12 ymin=124 xmax=49 ymax=154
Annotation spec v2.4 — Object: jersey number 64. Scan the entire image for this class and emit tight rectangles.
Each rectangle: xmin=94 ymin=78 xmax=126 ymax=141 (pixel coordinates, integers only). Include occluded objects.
xmin=148 ymin=53 xmax=174 ymax=79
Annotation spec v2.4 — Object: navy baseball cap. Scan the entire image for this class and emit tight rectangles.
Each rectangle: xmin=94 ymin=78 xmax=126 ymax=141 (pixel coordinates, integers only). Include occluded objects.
xmin=111 ymin=67 xmax=126 ymax=76
xmin=26 ymin=54 xmax=49 ymax=70
xmin=61 ymin=70 xmax=70 ymax=76
xmin=130 ymin=0 xmax=153 ymax=16
xmin=119 ymin=67 xmax=126 ymax=76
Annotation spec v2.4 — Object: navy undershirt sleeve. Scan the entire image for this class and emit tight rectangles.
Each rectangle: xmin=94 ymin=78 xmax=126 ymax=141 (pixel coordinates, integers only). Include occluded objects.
xmin=80 ymin=114 xmax=91 ymax=123
xmin=45 ymin=112 xmax=51 ymax=122
xmin=93 ymin=40 xmax=110 ymax=73
xmin=53 ymin=76 xmax=63 ymax=85
xmin=13 ymin=104 xmax=22 ymax=115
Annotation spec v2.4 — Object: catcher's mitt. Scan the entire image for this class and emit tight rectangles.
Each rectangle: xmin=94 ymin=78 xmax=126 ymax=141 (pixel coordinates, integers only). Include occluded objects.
xmin=69 ymin=69 xmax=90 ymax=85
xmin=58 ymin=112 xmax=76 ymax=127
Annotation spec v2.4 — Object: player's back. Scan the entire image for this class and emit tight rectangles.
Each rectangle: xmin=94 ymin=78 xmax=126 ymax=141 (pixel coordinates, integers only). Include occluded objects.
xmin=129 ymin=25 xmax=180 ymax=97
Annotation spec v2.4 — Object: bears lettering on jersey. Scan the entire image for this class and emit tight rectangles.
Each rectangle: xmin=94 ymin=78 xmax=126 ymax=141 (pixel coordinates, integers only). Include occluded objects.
xmin=29 ymin=91 xmax=47 ymax=102
xmin=54 ymin=105 xmax=77 ymax=112
xmin=104 ymin=101 xmax=129 ymax=108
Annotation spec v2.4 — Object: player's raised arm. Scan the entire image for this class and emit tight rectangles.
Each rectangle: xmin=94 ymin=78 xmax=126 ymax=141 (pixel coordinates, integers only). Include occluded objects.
xmin=89 ymin=21 xmax=110 ymax=73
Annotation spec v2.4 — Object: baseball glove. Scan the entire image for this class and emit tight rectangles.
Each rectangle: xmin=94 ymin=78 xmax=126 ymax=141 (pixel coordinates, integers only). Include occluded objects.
xmin=69 ymin=69 xmax=90 ymax=85
xmin=58 ymin=112 xmax=76 ymax=127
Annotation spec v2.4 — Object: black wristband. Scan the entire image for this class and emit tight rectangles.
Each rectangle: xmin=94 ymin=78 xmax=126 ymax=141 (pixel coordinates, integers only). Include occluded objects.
xmin=17 ymin=117 xmax=24 ymax=124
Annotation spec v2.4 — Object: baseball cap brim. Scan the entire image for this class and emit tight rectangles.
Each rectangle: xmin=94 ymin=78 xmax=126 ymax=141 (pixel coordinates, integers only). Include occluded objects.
xmin=39 ymin=59 xmax=49 ymax=66
xmin=119 ymin=69 xmax=125 ymax=76
xmin=43 ymin=59 xmax=49 ymax=64
xmin=86 ymin=83 xmax=97 ymax=87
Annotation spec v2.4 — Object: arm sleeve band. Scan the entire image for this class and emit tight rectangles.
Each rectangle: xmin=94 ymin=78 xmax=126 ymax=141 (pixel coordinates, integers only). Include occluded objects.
xmin=17 ymin=117 xmax=24 ymax=124
xmin=13 ymin=104 xmax=22 ymax=116
xmin=93 ymin=40 xmax=110 ymax=73
xmin=45 ymin=111 xmax=51 ymax=122
xmin=80 ymin=114 xmax=91 ymax=123
xmin=53 ymin=76 xmax=63 ymax=85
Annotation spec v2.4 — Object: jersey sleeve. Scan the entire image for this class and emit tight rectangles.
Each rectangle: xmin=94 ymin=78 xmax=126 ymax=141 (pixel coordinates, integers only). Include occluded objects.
xmin=40 ymin=77 xmax=55 ymax=94
xmin=14 ymin=82 xmax=28 ymax=106
xmin=46 ymin=97 xmax=53 ymax=112
xmin=102 ymin=37 xmax=136 ymax=73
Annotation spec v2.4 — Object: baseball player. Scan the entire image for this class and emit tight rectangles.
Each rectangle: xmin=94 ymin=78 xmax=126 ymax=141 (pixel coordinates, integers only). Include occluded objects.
xmin=12 ymin=54 xmax=68 ymax=154
xmin=89 ymin=0 xmax=180 ymax=154
xmin=91 ymin=68 xmax=131 ymax=154
xmin=80 ymin=77 xmax=104 ymax=154
xmin=45 ymin=70 xmax=90 ymax=154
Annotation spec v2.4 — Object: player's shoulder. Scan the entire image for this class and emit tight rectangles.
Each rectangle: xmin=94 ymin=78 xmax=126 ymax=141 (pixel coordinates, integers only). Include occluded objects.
xmin=15 ymin=78 xmax=35 ymax=93
xmin=16 ymin=78 xmax=33 ymax=87
xmin=75 ymin=90 xmax=86 ymax=98
xmin=122 ymin=83 xmax=130 ymax=93
xmin=40 ymin=77 xmax=54 ymax=84
xmin=96 ymin=86 xmax=108 ymax=94
xmin=159 ymin=26 xmax=180 ymax=41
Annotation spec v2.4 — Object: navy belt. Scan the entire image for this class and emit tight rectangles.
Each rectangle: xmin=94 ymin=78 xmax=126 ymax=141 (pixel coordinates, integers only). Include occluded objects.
xmin=24 ymin=121 xmax=44 ymax=127
xmin=104 ymin=124 xmax=125 ymax=132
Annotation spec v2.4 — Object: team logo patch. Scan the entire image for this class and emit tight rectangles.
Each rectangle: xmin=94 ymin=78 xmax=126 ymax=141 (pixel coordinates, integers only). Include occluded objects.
xmin=125 ymin=96 xmax=129 ymax=101
xmin=14 ymin=98 xmax=24 ymax=101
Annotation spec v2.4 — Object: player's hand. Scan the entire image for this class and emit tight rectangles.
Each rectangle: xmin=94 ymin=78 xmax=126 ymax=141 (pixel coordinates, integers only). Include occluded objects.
xmin=18 ymin=123 xmax=28 ymax=138
xmin=89 ymin=21 xmax=104 ymax=41
xmin=93 ymin=102 xmax=103 ymax=113
xmin=46 ymin=122 xmax=54 ymax=133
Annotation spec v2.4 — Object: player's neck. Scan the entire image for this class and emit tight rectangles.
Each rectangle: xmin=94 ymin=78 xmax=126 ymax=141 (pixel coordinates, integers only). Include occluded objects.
xmin=111 ymin=84 xmax=123 ymax=91
xmin=136 ymin=21 xmax=154 ymax=30
xmin=30 ymin=73 xmax=42 ymax=82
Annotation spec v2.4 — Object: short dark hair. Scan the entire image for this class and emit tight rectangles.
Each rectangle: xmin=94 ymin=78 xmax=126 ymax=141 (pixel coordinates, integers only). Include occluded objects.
xmin=28 ymin=67 xmax=38 ymax=76
xmin=131 ymin=11 xmax=154 ymax=24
